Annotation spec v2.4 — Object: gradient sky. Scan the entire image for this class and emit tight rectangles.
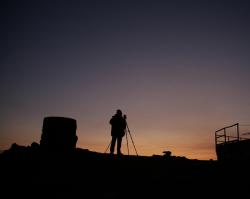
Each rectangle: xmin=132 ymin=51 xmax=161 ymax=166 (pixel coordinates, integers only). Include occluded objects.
xmin=1 ymin=0 xmax=250 ymax=160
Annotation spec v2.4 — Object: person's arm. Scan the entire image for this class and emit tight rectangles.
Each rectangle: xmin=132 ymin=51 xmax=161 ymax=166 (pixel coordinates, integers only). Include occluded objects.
xmin=109 ymin=117 xmax=114 ymax=125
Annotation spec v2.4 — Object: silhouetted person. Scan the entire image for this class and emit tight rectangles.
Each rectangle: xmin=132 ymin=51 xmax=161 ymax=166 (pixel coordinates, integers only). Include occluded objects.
xmin=109 ymin=109 xmax=126 ymax=155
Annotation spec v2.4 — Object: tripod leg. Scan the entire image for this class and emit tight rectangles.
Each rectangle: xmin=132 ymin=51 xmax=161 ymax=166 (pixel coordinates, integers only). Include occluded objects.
xmin=127 ymin=125 xmax=138 ymax=156
xmin=125 ymin=130 xmax=129 ymax=155
xmin=104 ymin=140 xmax=111 ymax=153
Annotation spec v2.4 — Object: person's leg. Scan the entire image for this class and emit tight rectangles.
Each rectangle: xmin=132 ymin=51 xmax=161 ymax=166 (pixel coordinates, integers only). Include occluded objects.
xmin=117 ymin=137 xmax=122 ymax=155
xmin=110 ymin=136 xmax=116 ymax=154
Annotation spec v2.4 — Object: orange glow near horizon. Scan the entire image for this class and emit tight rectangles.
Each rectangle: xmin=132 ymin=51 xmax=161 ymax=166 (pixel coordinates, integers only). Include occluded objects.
xmin=75 ymin=125 xmax=218 ymax=160
xmin=2 ymin=110 xmax=250 ymax=161
xmin=1 ymin=121 xmax=218 ymax=160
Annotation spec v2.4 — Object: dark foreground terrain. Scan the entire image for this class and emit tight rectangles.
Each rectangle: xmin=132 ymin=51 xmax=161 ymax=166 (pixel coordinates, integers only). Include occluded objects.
xmin=1 ymin=146 xmax=250 ymax=198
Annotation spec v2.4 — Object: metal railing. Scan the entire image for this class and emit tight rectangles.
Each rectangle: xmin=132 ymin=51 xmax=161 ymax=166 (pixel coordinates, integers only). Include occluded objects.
xmin=215 ymin=123 xmax=249 ymax=146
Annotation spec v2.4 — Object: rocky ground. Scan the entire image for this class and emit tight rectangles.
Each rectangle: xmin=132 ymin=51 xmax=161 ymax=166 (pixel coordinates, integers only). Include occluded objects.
xmin=1 ymin=145 xmax=250 ymax=198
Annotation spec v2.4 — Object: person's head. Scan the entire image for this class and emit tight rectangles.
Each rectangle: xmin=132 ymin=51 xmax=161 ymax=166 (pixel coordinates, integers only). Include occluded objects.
xmin=116 ymin=109 xmax=122 ymax=116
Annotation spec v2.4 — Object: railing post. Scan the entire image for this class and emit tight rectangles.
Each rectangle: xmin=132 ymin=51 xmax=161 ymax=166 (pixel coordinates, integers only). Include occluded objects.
xmin=224 ymin=128 xmax=226 ymax=143
xmin=215 ymin=132 xmax=217 ymax=146
xmin=236 ymin=123 xmax=240 ymax=141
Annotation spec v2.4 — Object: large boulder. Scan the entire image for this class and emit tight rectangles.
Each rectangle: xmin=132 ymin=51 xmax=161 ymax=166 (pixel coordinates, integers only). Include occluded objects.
xmin=40 ymin=116 xmax=78 ymax=151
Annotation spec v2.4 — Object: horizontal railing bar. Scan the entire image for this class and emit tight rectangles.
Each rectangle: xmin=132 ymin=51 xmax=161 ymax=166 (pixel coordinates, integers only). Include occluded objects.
xmin=215 ymin=123 xmax=239 ymax=133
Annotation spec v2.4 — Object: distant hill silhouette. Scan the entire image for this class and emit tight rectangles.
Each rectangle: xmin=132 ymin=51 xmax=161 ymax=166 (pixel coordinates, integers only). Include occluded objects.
xmin=1 ymin=117 xmax=250 ymax=198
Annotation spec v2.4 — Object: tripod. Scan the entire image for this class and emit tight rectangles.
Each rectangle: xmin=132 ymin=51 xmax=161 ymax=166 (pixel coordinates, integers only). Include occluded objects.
xmin=104 ymin=118 xmax=138 ymax=156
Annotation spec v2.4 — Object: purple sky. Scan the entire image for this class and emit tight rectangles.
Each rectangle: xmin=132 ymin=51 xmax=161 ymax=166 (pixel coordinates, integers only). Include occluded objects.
xmin=1 ymin=0 xmax=250 ymax=159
